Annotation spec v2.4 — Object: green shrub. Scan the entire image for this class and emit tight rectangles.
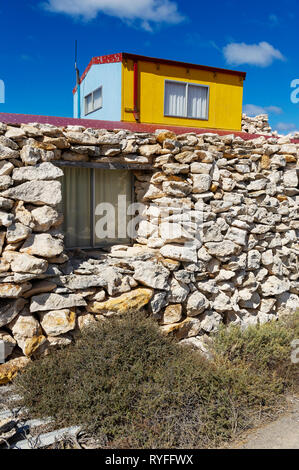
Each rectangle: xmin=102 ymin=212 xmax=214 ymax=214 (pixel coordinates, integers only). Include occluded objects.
xmin=15 ymin=312 xmax=299 ymax=448
xmin=213 ymin=312 xmax=299 ymax=385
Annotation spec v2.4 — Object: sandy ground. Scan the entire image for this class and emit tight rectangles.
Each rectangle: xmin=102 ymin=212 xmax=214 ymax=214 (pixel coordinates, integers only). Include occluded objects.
xmin=229 ymin=395 xmax=299 ymax=449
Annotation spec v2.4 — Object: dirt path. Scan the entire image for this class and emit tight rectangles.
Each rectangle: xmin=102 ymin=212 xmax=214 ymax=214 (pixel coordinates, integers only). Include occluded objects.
xmin=230 ymin=395 xmax=299 ymax=449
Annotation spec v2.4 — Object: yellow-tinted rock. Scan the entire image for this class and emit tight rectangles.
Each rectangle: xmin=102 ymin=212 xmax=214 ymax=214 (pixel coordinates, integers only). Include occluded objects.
xmin=87 ymin=288 xmax=153 ymax=315
xmin=161 ymin=304 xmax=183 ymax=325
xmin=261 ymin=154 xmax=270 ymax=169
xmin=0 ymin=282 xmax=32 ymax=298
xmin=24 ymin=335 xmax=46 ymax=357
xmin=0 ymin=357 xmax=30 ymax=385
xmin=277 ymin=194 xmax=288 ymax=202
xmin=32 ymin=140 xmax=56 ymax=151
xmin=160 ymin=317 xmax=201 ymax=340
xmin=9 ymin=308 xmax=42 ymax=340
xmin=39 ymin=309 xmax=76 ymax=336
xmin=77 ymin=313 xmax=97 ymax=331
xmin=285 ymin=154 xmax=297 ymax=163
xmin=156 ymin=130 xmax=176 ymax=143
xmin=43 ymin=136 xmax=70 ymax=149
xmin=160 ymin=257 xmax=181 ymax=271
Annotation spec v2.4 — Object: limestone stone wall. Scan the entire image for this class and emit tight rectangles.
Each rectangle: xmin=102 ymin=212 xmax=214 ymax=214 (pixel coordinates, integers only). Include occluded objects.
xmin=0 ymin=120 xmax=298 ymax=381
xmin=242 ymin=113 xmax=276 ymax=136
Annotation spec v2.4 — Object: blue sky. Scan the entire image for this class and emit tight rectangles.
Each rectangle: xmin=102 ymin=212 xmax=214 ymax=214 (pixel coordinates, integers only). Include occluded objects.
xmin=0 ymin=0 xmax=298 ymax=133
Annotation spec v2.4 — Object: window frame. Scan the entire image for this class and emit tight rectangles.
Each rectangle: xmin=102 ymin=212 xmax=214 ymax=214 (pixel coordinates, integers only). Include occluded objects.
xmin=59 ymin=164 xmax=136 ymax=250
xmin=164 ymin=79 xmax=210 ymax=121
xmin=84 ymin=86 xmax=103 ymax=116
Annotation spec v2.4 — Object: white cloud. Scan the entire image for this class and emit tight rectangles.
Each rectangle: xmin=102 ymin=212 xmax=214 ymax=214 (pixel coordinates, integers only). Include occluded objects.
xmin=276 ymin=122 xmax=297 ymax=132
xmin=244 ymin=104 xmax=283 ymax=116
xmin=43 ymin=0 xmax=184 ymax=29
xmin=223 ymin=41 xmax=285 ymax=67
xmin=266 ymin=105 xmax=283 ymax=115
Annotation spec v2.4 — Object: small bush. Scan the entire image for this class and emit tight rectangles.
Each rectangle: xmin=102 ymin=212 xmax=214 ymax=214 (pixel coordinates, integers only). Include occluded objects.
xmin=15 ymin=312 xmax=299 ymax=448
xmin=213 ymin=312 xmax=299 ymax=385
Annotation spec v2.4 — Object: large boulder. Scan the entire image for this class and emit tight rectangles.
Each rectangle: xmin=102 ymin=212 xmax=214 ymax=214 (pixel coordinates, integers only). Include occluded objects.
xmin=283 ymin=170 xmax=298 ymax=187
xmin=205 ymin=241 xmax=241 ymax=258
xmin=20 ymin=145 xmax=41 ymax=165
xmin=186 ymin=291 xmax=210 ymax=317
xmin=0 ymin=357 xmax=30 ymax=385
xmin=3 ymin=180 xmax=62 ymax=206
xmin=6 ymin=222 xmax=31 ymax=243
xmin=161 ymin=304 xmax=183 ymax=325
xmin=30 ymin=293 xmax=86 ymax=313
xmin=133 ymin=261 xmax=170 ymax=290
xmin=2 ymin=251 xmax=48 ymax=274
xmin=59 ymin=267 xmax=124 ymax=296
xmin=64 ymin=131 xmax=98 ymax=145
xmin=159 ymin=222 xmax=193 ymax=243
xmin=213 ymin=292 xmax=232 ymax=312
xmin=139 ymin=144 xmax=161 ymax=156
xmin=0 ymin=282 xmax=32 ymax=299
xmin=160 ymin=244 xmax=198 ymax=263
xmin=39 ymin=309 xmax=76 ymax=336
xmin=261 ymin=276 xmax=290 ymax=296
xmin=31 ymin=205 xmax=62 ymax=231
xmin=160 ymin=317 xmax=202 ymax=339
xmin=8 ymin=308 xmax=45 ymax=356
xmin=200 ymin=310 xmax=222 ymax=333
xmin=0 ymin=144 xmax=19 ymax=160
xmin=87 ymin=288 xmax=153 ymax=315
xmin=192 ymin=174 xmax=211 ymax=193
xmin=20 ymin=233 xmax=64 ymax=258
xmin=12 ymin=162 xmax=63 ymax=181
xmin=225 ymin=227 xmax=247 ymax=246
xmin=167 ymin=277 xmax=189 ymax=303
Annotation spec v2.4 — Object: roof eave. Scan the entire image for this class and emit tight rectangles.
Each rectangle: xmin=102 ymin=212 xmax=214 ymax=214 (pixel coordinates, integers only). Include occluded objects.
xmin=122 ymin=52 xmax=246 ymax=80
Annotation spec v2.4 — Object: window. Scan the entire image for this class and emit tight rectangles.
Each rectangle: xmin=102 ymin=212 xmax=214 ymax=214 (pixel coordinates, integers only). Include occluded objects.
xmin=164 ymin=80 xmax=209 ymax=120
xmin=84 ymin=87 xmax=102 ymax=115
xmin=61 ymin=167 xmax=133 ymax=248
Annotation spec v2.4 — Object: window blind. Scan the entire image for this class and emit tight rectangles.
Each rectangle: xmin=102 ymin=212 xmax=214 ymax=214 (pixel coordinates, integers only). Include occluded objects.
xmin=165 ymin=81 xmax=209 ymax=119
xmin=164 ymin=81 xmax=186 ymax=117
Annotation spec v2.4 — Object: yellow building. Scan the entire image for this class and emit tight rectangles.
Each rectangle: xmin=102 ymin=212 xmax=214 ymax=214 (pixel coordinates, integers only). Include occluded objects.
xmin=73 ymin=52 xmax=246 ymax=132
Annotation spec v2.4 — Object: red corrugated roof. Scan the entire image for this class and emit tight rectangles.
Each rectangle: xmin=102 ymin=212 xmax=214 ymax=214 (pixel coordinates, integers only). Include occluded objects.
xmin=72 ymin=52 xmax=247 ymax=94
xmin=1 ymin=113 xmax=297 ymax=143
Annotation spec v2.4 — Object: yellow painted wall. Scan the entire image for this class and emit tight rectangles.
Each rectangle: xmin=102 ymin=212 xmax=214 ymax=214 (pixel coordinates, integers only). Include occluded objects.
xmin=121 ymin=59 xmax=244 ymax=131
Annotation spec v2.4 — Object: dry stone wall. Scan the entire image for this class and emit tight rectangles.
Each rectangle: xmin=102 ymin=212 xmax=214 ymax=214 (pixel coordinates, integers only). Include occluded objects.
xmin=242 ymin=113 xmax=299 ymax=139
xmin=242 ymin=113 xmax=276 ymax=136
xmin=0 ymin=120 xmax=298 ymax=382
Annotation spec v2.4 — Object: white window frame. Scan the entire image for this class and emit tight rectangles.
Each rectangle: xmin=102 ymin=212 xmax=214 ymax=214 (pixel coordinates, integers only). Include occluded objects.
xmin=61 ymin=165 xmax=135 ymax=250
xmin=84 ymin=86 xmax=103 ymax=116
xmin=164 ymin=80 xmax=210 ymax=121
